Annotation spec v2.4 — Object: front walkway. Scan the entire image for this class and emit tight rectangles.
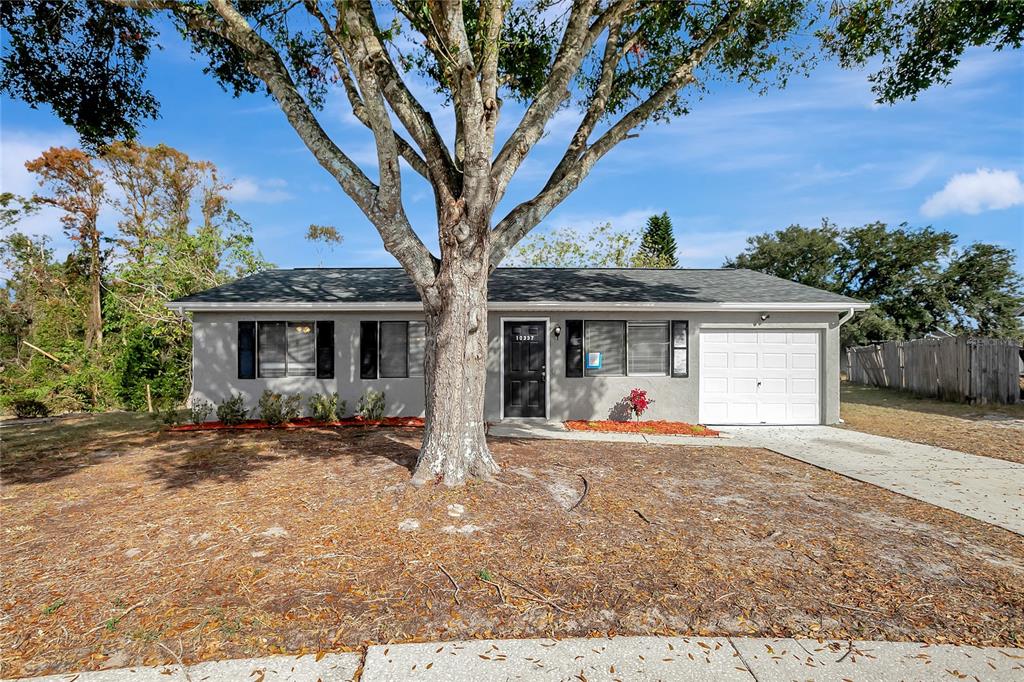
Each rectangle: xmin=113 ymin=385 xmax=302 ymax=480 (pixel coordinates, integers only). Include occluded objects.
xmin=489 ymin=420 xmax=1024 ymax=535
xmin=15 ymin=636 xmax=1024 ymax=681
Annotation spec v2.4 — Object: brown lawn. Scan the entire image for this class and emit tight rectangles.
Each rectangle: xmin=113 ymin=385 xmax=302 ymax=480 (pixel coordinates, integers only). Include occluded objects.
xmin=2 ymin=413 xmax=1023 ymax=678
xmin=840 ymin=383 xmax=1024 ymax=464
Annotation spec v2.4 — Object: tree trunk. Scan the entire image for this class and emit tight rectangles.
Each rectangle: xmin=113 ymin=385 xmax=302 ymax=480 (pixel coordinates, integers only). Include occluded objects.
xmin=412 ymin=243 xmax=499 ymax=486
xmin=85 ymin=228 xmax=103 ymax=350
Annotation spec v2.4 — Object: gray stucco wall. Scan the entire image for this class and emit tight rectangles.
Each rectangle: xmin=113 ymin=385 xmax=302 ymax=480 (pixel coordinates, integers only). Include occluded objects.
xmin=189 ymin=308 xmax=844 ymax=424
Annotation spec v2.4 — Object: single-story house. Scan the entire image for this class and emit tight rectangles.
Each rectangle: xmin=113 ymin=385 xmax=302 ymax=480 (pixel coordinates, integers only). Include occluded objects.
xmin=169 ymin=267 xmax=868 ymax=425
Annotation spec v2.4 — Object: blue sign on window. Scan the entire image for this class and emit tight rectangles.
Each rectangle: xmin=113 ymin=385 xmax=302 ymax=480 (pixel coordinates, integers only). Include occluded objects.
xmin=586 ymin=351 xmax=603 ymax=369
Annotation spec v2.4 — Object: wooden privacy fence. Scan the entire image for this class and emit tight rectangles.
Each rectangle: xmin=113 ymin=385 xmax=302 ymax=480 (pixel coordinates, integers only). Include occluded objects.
xmin=847 ymin=336 xmax=1022 ymax=405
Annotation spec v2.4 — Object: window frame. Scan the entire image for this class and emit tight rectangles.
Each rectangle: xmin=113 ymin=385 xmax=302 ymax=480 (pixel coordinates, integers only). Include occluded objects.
xmin=365 ymin=320 xmax=427 ymax=379
xmin=579 ymin=319 xmax=684 ymax=378
xmin=671 ymin=320 xmax=689 ymax=378
xmin=253 ymin=320 xmax=319 ymax=379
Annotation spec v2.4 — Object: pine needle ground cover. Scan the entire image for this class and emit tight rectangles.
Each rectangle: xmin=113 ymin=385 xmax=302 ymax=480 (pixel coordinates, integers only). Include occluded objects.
xmin=2 ymin=415 xmax=1022 ymax=678
xmin=840 ymin=384 xmax=1024 ymax=464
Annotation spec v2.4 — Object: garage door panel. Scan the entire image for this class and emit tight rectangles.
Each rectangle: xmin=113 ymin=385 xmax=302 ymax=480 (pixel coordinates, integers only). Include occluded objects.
xmin=733 ymin=352 xmax=757 ymax=368
xmin=732 ymin=377 xmax=758 ymax=393
xmin=701 ymin=401 xmax=729 ymax=422
xmin=790 ymin=378 xmax=817 ymax=394
xmin=703 ymin=351 xmax=729 ymax=368
xmin=730 ymin=402 xmax=758 ymax=422
xmin=759 ymin=377 xmax=788 ymax=394
xmin=791 ymin=403 xmax=818 ymax=422
xmin=700 ymin=329 xmax=820 ymax=425
xmin=789 ymin=332 xmax=818 ymax=345
xmin=704 ymin=377 xmax=728 ymax=394
xmin=791 ymin=352 xmax=817 ymax=369
xmin=758 ymin=403 xmax=788 ymax=423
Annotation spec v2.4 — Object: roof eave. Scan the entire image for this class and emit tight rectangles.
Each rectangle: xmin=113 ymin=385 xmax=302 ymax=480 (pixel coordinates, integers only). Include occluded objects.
xmin=166 ymin=300 xmax=870 ymax=313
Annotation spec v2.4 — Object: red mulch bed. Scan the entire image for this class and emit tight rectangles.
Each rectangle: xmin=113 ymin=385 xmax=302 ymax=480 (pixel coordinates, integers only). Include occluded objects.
xmin=564 ymin=420 xmax=719 ymax=436
xmin=170 ymin=416 xmax=424 ymax=431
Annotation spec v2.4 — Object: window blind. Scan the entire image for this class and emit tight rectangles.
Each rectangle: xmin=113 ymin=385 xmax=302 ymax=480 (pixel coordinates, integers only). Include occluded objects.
xmin=379 ymin=321 xmax=409 ymax=378
xmin=627 ymin=322 xmax=669 ymax=375
xmin=408 ymin=321 xmax=426 ymax=377
xmin=584 ymin=321 xmax=625 ymax=376
xmin=257 ymin=322 xmax=286 ymax=378
xmin=286 ymin=322 xmax=316 ymax=377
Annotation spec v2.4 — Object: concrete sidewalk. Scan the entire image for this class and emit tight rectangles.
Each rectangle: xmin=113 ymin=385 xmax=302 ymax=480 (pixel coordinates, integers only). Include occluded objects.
xmin=725 ymin=426 xmax=1024 ymax=535
xmin=12 ymin=636 xmax=1024 ymax=681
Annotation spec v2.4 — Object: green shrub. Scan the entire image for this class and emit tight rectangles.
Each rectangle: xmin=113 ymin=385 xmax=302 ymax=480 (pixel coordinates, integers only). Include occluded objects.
xmin=216 ymin=394 xmax=249 ymax=425
xmin=356 ymin=388 xmax=386 ymax=420
xmin=188 ymin=398 xmax=213 ymax=425
xmin=153 ymin=404 xmax=182 ymax=427
xmin=308 ymin=392 xmax=347 ymax=422
xmin=257 ymin=390 xmax=301 ymax=425
xmin=9 ymin=394 xmax=50 ymax=419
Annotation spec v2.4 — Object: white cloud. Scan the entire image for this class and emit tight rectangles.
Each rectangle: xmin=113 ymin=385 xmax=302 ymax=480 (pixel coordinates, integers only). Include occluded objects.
xmin=544 ymin=206 xmax=662 ymax=234
xmin=224 ymin=176 xmax=292 ymax=203
xmin=920 ymin=168 xmax=1024 ymax=218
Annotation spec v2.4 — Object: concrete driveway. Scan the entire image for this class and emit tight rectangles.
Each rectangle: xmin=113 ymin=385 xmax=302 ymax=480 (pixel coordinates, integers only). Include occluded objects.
xmin=724 ymin=425 xmax=1024 ymax=535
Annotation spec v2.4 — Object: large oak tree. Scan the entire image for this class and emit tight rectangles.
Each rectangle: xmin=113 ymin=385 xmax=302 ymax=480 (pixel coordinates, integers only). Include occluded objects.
xmin=3 ymin=0 xmax=1020 ymax=484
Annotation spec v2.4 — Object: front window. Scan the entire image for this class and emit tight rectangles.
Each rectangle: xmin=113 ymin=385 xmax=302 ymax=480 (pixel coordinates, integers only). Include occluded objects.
xmin=582 ymin=320 xmax=672 ymax=377
xmin=257 ymin=321 xmax=316 ymax=378
xmin=372 ymin=320 xmax=426 ymax=379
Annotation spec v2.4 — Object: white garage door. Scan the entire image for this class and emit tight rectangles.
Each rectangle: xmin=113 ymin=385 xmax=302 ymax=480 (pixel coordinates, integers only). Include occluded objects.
xmin=699 ymin=330 xmax=820 ymax=425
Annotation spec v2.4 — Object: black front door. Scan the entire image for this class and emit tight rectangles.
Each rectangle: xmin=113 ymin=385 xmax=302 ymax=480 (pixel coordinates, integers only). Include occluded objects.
xmin=503 ymin=321 xmax=546 ymax=418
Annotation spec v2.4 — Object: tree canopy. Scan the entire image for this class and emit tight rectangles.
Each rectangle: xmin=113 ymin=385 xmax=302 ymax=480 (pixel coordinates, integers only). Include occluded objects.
xmin=638 ymin=212 xmax=679 ymax=267
xmin=0 ymin=144 xmax=269 ymax=413
xmin=506 ymin=221 xmax=675 ymax=267
xmin=725 ymin=220 xmax=1024 ymax=346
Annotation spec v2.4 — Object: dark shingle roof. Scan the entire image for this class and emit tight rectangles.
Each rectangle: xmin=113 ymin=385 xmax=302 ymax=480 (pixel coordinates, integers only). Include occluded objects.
xmin=172 ymin=267 xmax=864 ymax=306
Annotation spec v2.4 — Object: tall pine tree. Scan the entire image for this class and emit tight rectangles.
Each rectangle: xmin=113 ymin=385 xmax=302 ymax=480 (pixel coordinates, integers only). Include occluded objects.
xmin=639 ymin=213 xmax=679 ymax=267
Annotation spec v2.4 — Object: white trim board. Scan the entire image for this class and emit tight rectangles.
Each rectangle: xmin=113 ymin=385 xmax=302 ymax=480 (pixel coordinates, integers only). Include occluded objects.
xmin=170 ymin=301 xmax=868 ymax=313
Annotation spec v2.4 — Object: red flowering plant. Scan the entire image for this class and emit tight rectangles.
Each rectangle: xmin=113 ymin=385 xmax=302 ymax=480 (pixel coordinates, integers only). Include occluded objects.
xmin=626 ymin=388 xmax=654 ymax=421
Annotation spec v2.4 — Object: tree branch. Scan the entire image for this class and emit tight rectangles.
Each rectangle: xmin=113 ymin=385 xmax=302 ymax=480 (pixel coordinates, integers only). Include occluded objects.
xmin=490 ymin=0 xmax=637 ymax=204
xmin=490 ymin=1 xmax=746 ymax=268
xmin=108 ymin=0 xmax=436 ymax=286
xmin=349 ymin=0 xmax=460 ymax=196
xmin=304 ymin=0 xmax=431 ymax=180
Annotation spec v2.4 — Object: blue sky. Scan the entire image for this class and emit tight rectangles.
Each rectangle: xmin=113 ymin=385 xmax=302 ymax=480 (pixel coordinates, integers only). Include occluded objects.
xmin=2 ymin=22 xmax=1022 ymax=272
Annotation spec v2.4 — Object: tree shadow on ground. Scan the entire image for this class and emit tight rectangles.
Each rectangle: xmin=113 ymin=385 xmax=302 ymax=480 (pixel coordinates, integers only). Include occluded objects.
xmin=0 ymin=412 xmax=160 ymax=485
xmin=143 ymin=426 xmax=422 ymax=490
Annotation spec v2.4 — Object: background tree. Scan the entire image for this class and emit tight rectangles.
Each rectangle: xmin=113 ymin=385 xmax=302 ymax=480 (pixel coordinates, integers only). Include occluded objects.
xmin=638 ymin=213 xmax=678 ymax=267
xmin=305 ymin=224 xmax=344 ymax=266
xmin=3 ymin=0 xmax=1020 ymax=484
xmin=507 ymin=222 xmax=673 ymax=268
xmin=24 ymin=148 xmax=107 ymax=351
xmin=726 ymin=220 xmax=1024 ymax=346
xmin=1 ymin=144 xmax=269 ymax=413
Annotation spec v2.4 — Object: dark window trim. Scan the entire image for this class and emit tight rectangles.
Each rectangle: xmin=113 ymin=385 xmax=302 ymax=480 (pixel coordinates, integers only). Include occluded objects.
xmin=672 ymin=320 xmax=689 ymax=378
xmin=238 ymin=321 xmax=256 ymax=379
